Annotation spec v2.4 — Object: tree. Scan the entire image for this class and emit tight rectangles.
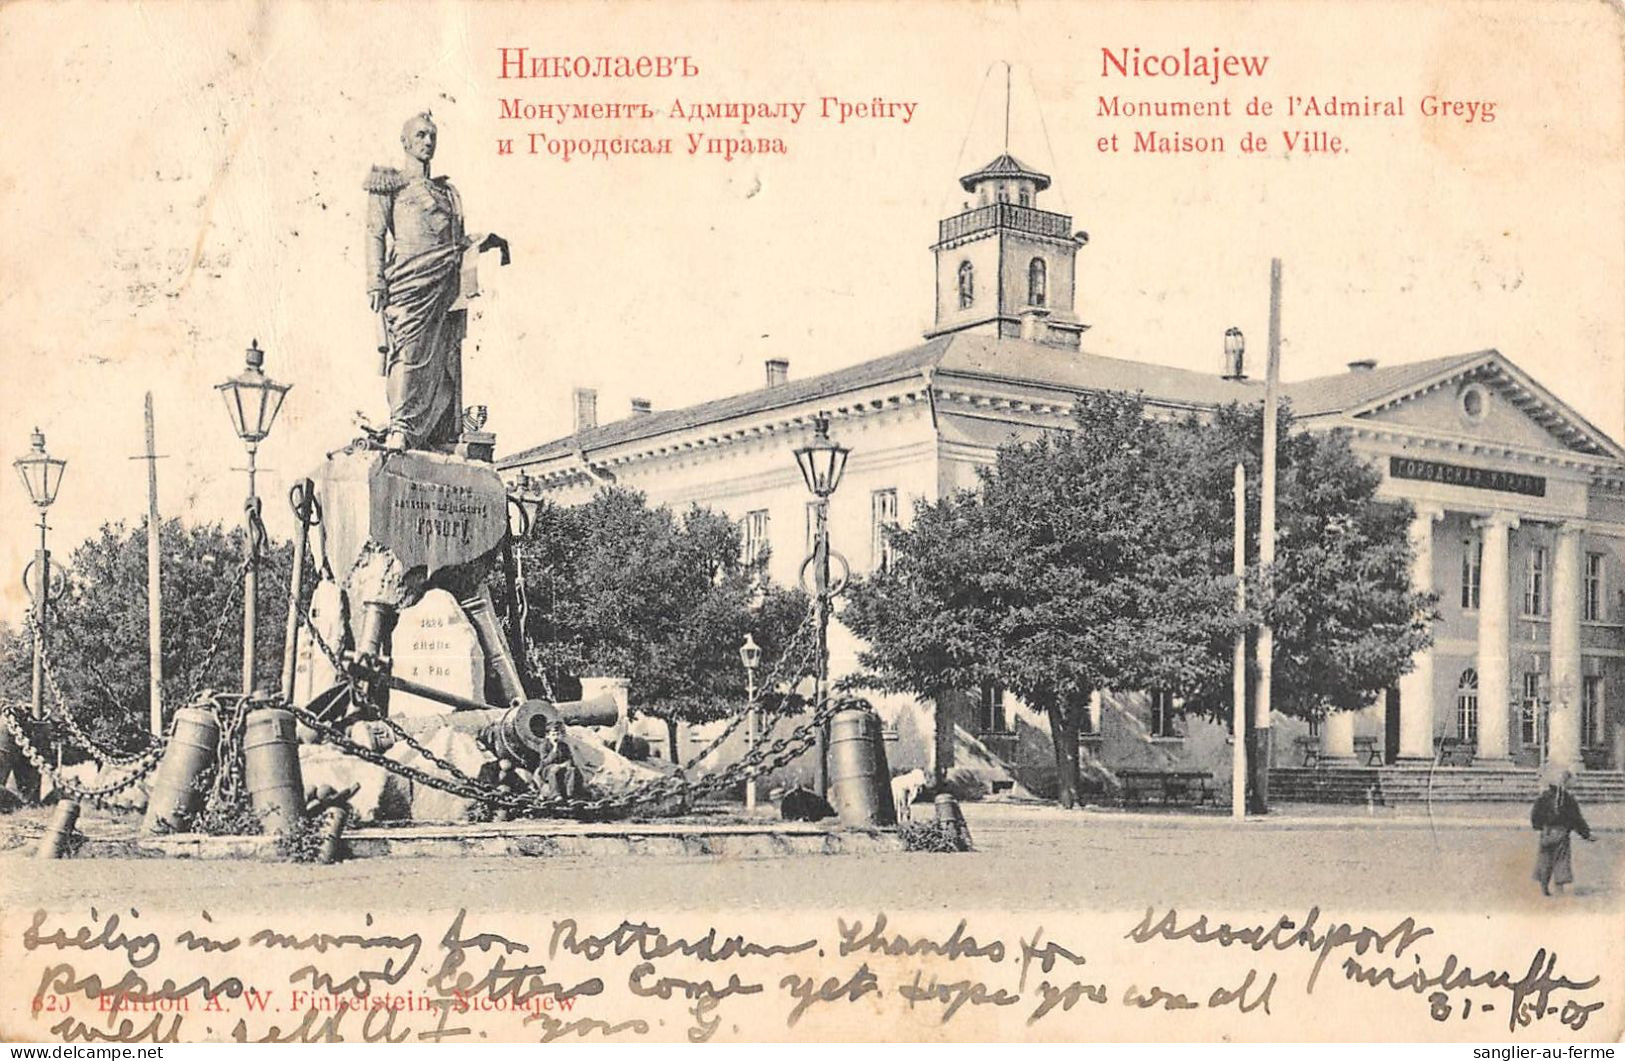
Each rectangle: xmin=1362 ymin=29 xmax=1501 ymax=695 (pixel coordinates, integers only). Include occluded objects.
xmin=1166 ymin=401 xmax=1438 ymax=719
xmin=0 ymin=519 xmax=306 ymax=758
xmin=843 ymin=391 xmax=1436 ymax=808
xmin=509 ymin=487 xmax=811 ymax=762
xmin=843 ymin=392 xmax=1241 ymax=807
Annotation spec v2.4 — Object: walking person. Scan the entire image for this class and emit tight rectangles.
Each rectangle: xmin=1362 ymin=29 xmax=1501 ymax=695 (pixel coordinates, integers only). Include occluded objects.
xmin=1532 ymin=764 xmax=1594 ymax=897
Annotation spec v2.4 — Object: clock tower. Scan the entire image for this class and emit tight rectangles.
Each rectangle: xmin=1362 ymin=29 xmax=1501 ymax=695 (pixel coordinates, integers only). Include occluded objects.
xmin=926 ymin=153 xmax=1089 ymax=348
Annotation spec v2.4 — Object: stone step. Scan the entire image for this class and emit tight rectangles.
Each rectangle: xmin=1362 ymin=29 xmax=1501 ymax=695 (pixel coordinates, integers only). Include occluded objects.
xmin=1272 ymin=767 xmax=1625 ymax=804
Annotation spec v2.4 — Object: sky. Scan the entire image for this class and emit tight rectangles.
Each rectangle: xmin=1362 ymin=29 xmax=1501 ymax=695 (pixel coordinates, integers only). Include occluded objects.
xmin=0 ymin=0 xmax=1621 ymax=624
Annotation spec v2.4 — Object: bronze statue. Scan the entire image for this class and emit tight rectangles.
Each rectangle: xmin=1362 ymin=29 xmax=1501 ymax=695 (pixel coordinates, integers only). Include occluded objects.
xmin=365 ymin=112 xmax=508 ymax=451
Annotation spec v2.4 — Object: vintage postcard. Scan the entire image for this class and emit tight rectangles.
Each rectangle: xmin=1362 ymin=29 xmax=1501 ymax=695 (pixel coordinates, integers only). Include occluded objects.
xmin=1 ymin=0 xmax=1622 ymax=1045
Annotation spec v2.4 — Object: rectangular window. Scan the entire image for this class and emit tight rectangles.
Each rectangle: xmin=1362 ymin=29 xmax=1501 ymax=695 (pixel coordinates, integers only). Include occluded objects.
xmin=741 ymin=509 xmax=770 ymax=570
xmin=1524 ymin=546 xmax=1547 ymax=616
xmin=1457 ymin=678 xmax=1479 ymax=744
xmin=870 ymin=489 xmax=898 ymax=574
xmin=1582 ymin=675 xmax=1604 ymax=747
xmin=1585 ymin=553 xmax=1606 ymax=622
xmin=977 ymin=681 xmax=1008 ymax=733
xmin=1461 ymin=538 xmax=1482 ymax=610
xmin=1520 ymin=672 xmax=1542 ymax=746
xmin=1079 ymin=693 xmax=1098 ymax=736
xmin=1149 ymin=690 xmax=1180 ymax=739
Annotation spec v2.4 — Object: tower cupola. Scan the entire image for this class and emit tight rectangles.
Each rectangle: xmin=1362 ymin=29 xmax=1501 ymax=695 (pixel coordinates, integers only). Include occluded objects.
xmin=928 ymin=152 xmax=1088 ymax=347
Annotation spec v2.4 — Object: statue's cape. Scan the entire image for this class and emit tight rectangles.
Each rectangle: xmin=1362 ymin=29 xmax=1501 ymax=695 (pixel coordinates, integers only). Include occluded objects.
xmin=364 ymin=165 xmax=410 ymax=195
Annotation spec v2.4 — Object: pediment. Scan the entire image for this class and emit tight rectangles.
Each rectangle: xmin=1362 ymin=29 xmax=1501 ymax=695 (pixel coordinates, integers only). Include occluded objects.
xmin=1351 ymin=354 xmax=1624 ymax=460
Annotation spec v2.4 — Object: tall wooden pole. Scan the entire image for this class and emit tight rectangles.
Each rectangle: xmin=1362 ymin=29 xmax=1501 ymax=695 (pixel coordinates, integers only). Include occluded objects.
xmin=143 ymin=393 xmax=164 ymax=736
xmin=1232 ymin=461 xmax=1248 ymax=820
xmin=1252 ymin=259 xmax=1282 ymax=813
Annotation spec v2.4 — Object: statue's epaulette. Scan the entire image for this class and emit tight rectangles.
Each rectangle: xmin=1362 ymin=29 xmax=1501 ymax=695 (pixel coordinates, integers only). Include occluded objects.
xmin=363 ymin=165 xmax=409 ymax=194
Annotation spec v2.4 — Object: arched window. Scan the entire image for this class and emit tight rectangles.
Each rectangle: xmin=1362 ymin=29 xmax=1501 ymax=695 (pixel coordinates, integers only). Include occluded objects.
xmin=1018 ymin=187 xmax=1032 ymax=207
xmin=1456 ymin=668 xmax=1479 ymax=744
xmin=1028 ymin=257 xmax=1047 ymax=307
xmin=996 ymin=185 xmax=1010 ymax=204
xmin=957 ymin=261 xmax=974 ymax=309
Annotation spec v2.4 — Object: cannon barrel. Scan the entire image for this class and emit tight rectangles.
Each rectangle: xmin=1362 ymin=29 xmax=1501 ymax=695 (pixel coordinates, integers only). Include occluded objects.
xmin=388 ymin=692 xmax=621 ymax=750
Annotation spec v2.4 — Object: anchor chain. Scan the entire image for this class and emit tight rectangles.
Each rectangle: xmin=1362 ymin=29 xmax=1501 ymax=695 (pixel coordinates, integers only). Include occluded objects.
xmin=0 ymin=698 xmax=161 ymax=810
xmin=29 ymin=613 xmax=165 ymax=768
xmin=290 ymin=593 xmax=839 ymax=819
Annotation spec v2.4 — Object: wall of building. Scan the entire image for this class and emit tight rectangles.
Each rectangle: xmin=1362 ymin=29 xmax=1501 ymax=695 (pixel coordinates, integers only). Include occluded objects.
xmin=933 ymin=236 xmax=1001 ymax=335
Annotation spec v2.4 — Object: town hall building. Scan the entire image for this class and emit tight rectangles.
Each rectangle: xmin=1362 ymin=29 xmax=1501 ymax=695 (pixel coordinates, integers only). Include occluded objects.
xmin=499 ymin=152 xmax=1625 ymax=803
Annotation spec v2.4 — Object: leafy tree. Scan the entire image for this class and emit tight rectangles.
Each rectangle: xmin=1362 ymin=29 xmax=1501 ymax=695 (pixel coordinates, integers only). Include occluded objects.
xmin=1167 ymin=402 xmax=1437 ymax=719
xmin=843 ymin=392 xmax=1435 ymax=808
xmin=844 ymin=393 xmax=1240 ymax=806
xmin=0 ymin=519 xmax=305 ymax=757
xmin=509 ymin=487 xmax=811 ymax=761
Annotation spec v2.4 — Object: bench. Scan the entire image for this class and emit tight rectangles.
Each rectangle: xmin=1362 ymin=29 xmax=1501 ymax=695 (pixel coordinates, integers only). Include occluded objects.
xmin=1435 ymin=737 xmax=1475 ymax=766
xmin=1293 ymin=735 xmax=1320 ymax=767
xmin=1352 ymin=736 xmax=1384 ymax=767
xmin=1295 ymin=735 xmax=1382 ymax=767
xmin=1116 ymin=769 xmax=1217 ymax=807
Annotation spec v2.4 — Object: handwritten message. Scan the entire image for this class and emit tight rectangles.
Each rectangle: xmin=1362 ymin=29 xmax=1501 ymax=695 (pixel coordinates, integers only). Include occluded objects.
xmin=3 ymin=905 xmax=1609 ymax=1043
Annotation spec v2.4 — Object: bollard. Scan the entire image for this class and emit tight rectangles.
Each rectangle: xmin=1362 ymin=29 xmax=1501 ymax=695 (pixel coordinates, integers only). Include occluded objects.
xmin=243 ymin=708 xmax=306 ymax=836
xmin=142 ymin=707 xmax=219 ymax=834
xmin=828 ymin=705 xmax=897 ymax=827
xmin=36 ymin=799 xmax=81 ymax=859
xmin=933 ymin=793 xmax=971 ymax=850
xmin=316 ymin=805 xmax=349 ymax=864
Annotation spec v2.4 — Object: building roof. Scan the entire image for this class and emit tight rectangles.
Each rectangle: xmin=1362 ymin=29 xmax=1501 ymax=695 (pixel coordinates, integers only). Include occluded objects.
xmin=959 ymin=153 xmax=1051 ymax=192
xmin=500 ymin=333 xmax=1258 ymax=469
xmin=499 ymin=336 xmax=1624 ymax=471
xmin=1278 ymin=350 xmax=1489 ymax=417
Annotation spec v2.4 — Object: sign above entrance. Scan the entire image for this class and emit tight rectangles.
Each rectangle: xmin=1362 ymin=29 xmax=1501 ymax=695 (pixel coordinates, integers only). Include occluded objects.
xmin=1389 ymin=456 xmax=1546 ymax=497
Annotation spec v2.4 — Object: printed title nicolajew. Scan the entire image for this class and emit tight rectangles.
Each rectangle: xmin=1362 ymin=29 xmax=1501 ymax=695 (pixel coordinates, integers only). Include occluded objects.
xmin=1101 ymin=46 xmax=1269 ymax=86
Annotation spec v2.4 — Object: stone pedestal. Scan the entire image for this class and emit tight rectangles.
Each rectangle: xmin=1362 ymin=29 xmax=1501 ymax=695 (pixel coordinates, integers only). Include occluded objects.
xmin=310 ymin=448 xmax=508 ymax=610
xmin=388 ymin=589 xmax=484 ymax=719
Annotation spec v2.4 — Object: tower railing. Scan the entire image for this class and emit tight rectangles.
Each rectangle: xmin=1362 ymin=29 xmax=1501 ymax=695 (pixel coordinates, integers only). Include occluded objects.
xmin=937 ymin=202 xmax=1072 ymax=245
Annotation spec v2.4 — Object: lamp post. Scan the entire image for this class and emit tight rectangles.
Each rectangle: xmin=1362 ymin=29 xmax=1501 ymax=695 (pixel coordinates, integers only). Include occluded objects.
xmin=739 ymin=633 xmax=762 ymax=811
xmin=216 ymin=339 xmax=290 ymax=696
xmin=794 ymin=414 xmax=850 ymax=799
xmin=15 ymin=428 xmax=66 ymax=722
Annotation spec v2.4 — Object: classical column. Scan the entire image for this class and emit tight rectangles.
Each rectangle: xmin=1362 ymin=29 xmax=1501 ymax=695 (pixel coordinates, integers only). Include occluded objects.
xmin=1474 ymin=512 xmax=1517 ymax=762
xmin=1397 ymin=505 xmax=1444 ymax=761
xmin=1321 ymin=709 xmax=1357 ymax=763
xmin=1548 ymin=525 xmax=1584 ymax=769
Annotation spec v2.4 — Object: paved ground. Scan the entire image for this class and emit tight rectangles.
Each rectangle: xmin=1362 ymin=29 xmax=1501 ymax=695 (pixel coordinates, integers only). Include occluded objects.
xmin=3 ymin=799 xmax=1621 ymax=914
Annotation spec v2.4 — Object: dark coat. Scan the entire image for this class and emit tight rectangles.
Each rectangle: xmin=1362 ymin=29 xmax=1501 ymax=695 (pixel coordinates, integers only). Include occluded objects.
xmin=1532 ymin=786 xmax=1592 ymax=840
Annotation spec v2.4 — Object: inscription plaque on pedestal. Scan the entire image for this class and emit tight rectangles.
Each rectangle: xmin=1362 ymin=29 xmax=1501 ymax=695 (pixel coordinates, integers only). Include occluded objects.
xmin=311 ymin=449 xmax=508 ymax=585
xmin=388 ymin=588 xmax=485 ymax=718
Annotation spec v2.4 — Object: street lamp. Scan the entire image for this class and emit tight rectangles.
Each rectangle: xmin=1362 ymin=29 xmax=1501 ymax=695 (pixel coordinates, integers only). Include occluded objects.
xmin=217 ymin=339 xmax=290 ymax=695
xmin=15 ymin=428 xmax=66 ymax=722
xmin=739 ymin=633 xmax=762 ymax=812
xmin=794 ymin=414 xmax=850 ymax=798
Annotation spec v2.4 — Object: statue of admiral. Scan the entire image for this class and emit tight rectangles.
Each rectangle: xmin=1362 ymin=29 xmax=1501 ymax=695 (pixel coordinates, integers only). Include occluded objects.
xmin=365 ymin=112 xmax=508 ymax=451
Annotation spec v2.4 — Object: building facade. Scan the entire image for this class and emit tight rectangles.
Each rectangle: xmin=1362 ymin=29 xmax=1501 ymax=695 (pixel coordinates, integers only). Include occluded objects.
xmin=499 ymin=154 xmax=1625 ymax=798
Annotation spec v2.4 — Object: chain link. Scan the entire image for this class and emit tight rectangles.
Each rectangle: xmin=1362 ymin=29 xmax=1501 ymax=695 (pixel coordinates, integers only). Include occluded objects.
xmin=680 ymin=605 xmax=819 ymax=772
xmin=289 ymin=593 xmax=840 ymax=819
xmin=28 ymin=613 xmax=165 ymax=768
xmin=0 ymin=698 xmax=160 ymax=809
xmin=180 ymin=545 xmax=253 ymax=702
